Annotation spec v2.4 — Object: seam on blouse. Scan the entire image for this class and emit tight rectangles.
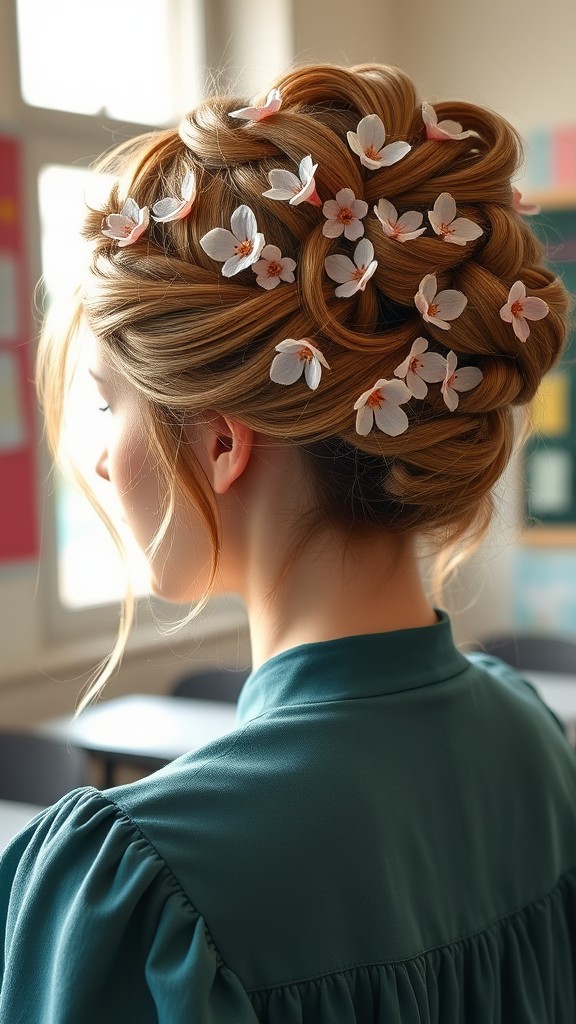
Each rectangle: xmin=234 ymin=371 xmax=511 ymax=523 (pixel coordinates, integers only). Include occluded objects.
xmin=245 ymin=864 xmax=576 ymax=995
xmin=86 ymin=787 xmax=229 ymax=967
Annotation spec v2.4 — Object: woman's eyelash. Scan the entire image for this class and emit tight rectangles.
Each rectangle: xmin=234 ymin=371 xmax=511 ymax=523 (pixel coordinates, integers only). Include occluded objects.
xmin=98 ymin=404 xmax=110 ymax=413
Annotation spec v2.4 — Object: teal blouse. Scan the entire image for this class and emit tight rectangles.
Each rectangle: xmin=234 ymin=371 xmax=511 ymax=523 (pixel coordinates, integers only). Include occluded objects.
xmin=1 ymin=611 xmax=576 ymax=1023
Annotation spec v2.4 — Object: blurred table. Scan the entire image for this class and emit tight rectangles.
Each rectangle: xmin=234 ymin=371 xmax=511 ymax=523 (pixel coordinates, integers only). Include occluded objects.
xmin=523 ymin=671 xmax=576 ymax=747
xmin=0 ymin=799 xmax=45 ymax=852
xmin=36 ymin=695 xmax=238 ymax=788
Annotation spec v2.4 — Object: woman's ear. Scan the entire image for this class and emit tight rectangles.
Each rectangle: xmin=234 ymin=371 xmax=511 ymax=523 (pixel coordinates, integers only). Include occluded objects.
xmin=204 ymin=414 xmax=254 ymax=495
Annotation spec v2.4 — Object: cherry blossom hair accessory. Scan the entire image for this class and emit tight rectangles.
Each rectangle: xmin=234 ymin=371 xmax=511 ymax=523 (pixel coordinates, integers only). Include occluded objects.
xmin=229 ymin=88 xmax=282 ymax=122
xmin=415 ymin=274 xmax=467 ymax=330
xmin=263 ymin=155 xmax=322 ymax=207
xmin=269 ymin=339 xmax=330 ymax=390
xmin=441 ymin=351 xmax=483 ymax=411
xmin=325 ymin=239 xmax=378 ymax=298
xmin=428 ymin=193 xmax=483 ymax=246
xmin=394 ymin=338 xmax=447 ymax=399
xmin=200 ymin=205 xmax=265 ymax=277
xmin=374 ymin=199 xmax=425 ymax=242
xmin=421 ymin=102 xmax=474 ymax=141
xmin=252 ymin=245 xmax=296 ymax=290
xmin=512 ymin=187 xmax=540 ymax=216
xmin=347 ymin=114 xmax=411 ymax=170
xmin=354 ymin=379 xmax=412 ymax=436
xmin=322 ymin=188 xmax=367 ymax=241
xmin=101 ymin=199 xmax=149 ymax=247
xmin=499 ymin=281 xmax=549 ymax=342
xmin=151 ymin=170 xmax=196 ymax=223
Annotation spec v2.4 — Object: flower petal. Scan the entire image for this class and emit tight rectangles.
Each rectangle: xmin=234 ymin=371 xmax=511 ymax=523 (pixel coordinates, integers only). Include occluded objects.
xmin=260 ymin=244 xmax=281 ymax=261
xmin=151 ymin=197 xmax=188 ymax=222
xmin=499 ymin=303 xmax=513 ymax=323
xmin=397 ymin=211 xmax=424 ymax=232
xmin=357 ymin=260 xmax=378 ymax=290
xmin=344 ymin=219 xmax=365 ymax=241
xmin=322 ymin=200 xmax=342 ymax=219
xmin=322 ymin=220 xmax=345 ymax=238
xmin=509 ymin=280 xmax=526 ymax=304
xmin=453 ymin=366 xmax=483 ymax=393
xmin=335 ymin=279 xmax=363 ymax=298
xmin=420 ymin=274 xmax=437 ymax=305
xmin=279 ymin=260 xmax=296 ymax=281
xmin=230 ymin=205 xmax=257 ymax=242
xmin=229 ymin=88 xmax=281 ymax=121
xmin=421 ymin=102 xmax=438 ymax=128
xmin=374 ymin=199 xmax=397 ymax=230
xmin=443 ymin=385 xmax=459 ymax=411
xmin=304 ymin=357 xmax=322 ymax=390
xmin=355 ymin=404 xmax=374 ymax=436
xmin=374 ymin=402 xmax=409 ymax=436
xmin=521 ymin=297 xmax=549 ymax=320
xmin=512 ymin=315 xmax=530 ymax=342
xmin=446 ymin=217 xmax=483 ymax=244
xmin=263 ymin=169 xmax=301 ymax=198
xmin=394 ymin=354 xmax=411 ymax=378
xmin=298 ymin=155 xmax=317 ymax=182
xmin=256 ymin=273 xmax=280 ymax=290
xmin=350 ymin=198 xmax=368 ymax=219
xmin=325 ymin=254 xmax=356 ymax=284
xmin=380 ymin=141 xmax=411 ymax=166
xmin=354 ymin=238 xmax=374 ymax=270
xmin=335 ymin=187 xmax=356 ymax=207
xmin=270 ymin=352 xmax=305 ymax=385
xmin=419 ymin=352 xmax=448 ymax=382
xmin=357 ymin=114 xmax=386 ymax=153
xmin=432 ymin=192 xmax=456 ymax=227
xmin=406 ymin=370 xmax=428 ymax=399
xmin=199 ymin=228 xmax=237 ymax=261
xmin=436 ymin=289 xmax=468 ymax=320
xmin=121 ymin=198 xmax=140 ymax=222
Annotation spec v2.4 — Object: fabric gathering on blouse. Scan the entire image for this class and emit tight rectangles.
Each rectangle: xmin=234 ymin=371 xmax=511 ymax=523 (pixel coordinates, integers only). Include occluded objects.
xmin=1 ymin=610 xmax=576 ymax=1023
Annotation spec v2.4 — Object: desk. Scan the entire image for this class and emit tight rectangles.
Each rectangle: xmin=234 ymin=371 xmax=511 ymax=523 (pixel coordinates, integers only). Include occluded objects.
xmin=522 ymin=672 xmax=576 ymax=747
xmin=37 ymin=695 xmax=238 ymax=788
xmin=0 ymin=799 xmax=45 ymax=853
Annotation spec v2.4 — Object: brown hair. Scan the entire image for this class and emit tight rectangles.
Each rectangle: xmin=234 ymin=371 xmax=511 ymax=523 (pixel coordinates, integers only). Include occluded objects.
xmin=37 ymin=62 xmax=568 ymax=705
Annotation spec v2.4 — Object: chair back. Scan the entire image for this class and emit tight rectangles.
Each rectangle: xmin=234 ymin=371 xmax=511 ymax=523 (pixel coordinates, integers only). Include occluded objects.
xmin=0 ymin=730 xmax=89 ymax=805
xmin=475 ymin=634 xmax=576 ymax=674
xmin=171 ymin=667 xmax=251 ymax=703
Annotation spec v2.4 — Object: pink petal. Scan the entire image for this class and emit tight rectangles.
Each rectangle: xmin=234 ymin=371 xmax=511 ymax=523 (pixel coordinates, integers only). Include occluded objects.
xmin=420 ymin=274 xmax=437 ymax=305
xmin=446 ymin=218 xmax=483 ymax=244
xmin=357 ymin=114 xmax=386 ymax=154
xmin=344 ymin=219 xmax=365 ymax=241
xmin=181 ymin=170 xmax=195 ymax=201
xmin=512 ymin=315 xmax=530 ymax=342
xmin=335 ymin=187 xmax=356 ymax=207
xmin=256 ymin=273 xmax=280 ymax=290
xmin=381 ymin=379 xmax=412 ymax=404
xmin=411 ymin=337 xmax=429 ymax=356
xmin=230 ymin=88 xmax=281 ymax=121
xmin=325 ymin=254 xmax=356 ymax=284
xmin=151 ymin=197 xmax=187 ymax=222
xmin=397 ymin=211 xmax=424 ymax=232
xmin=406 ymin=369 xmax=428 ymax=400
xmin=121 ymin=198 xmax=140 ymax=222
xmin=298 ymin=155 xmax=317 ymax=182
xmin=290 ymin=176 xmax=318 ymax=206
xmin=200 ymin=227 xmax=237 ymax=261
xmin=425 ymin=313 xmax=451 ymax=331
xmin=520 ymin=297 xmax=549 ymax=320
xmin=398 ymin=227 xmax=427 ymax=242
xmin=261 ymin=244 xmax=281 ymax=261
xmin=394 ymin=354 xmax=411 ymax=378
xmin=426 ymin=123 xmax=451 ymax=141
xmin=380 ymin=141 xmax=411 ymax=166
xmin=437 ymin=119 xmax=469 ymax=137
xmin=355 ymin=404 xmax=374 ymax=436
xmin=279 ymin=260 xmax=296 ymax=281
xmin=508 ymin=280 xmax=526 ymax=304
xmin=432 ymin=192 xmax=456 ymax=227
xmin=354 ymin=238 xmax=374 ymax=270
xmin=443 ymin=385 xmax=459 ymax=411
xmin=270 ymin=352 xmax=305 ymax=385
xmin=350 ymin=198 xmax=368 ymax=219
xmin=263 ymin=169 xmax=301 ymax=198
xmin=322 ymin=200 xmax=341 ymax=219
xmin=346 ymin=131 xmax=365 ymax=161
xmin=274 ymin=340 xmax=303 ymax=353
xmin=374 ymin=402 xmax=409 ymax=436
xmin=445 ymin=351 xmax=458 ymax=378
xmin=414 ymin=292 xmax=429 ymax=317
xmin=117 ymin=218 xmax=148 ymax=247
xmin=419 ymin=352 xmax=448 ymax=382
xmin=374 ymin=199 xmax=397 ymax=229
xmin=322 ymin=220 xmax=345 ymax=238
xmin=436 ymin=289 xmax=467 ymax=320
xmin=499 ymin=303 xmax=513 ymax=323
xmin=421 ymin=102 xmax=438 ymax=127
xmin=335 ymin=279 xmax=362 ymax=298
xmin=453 ymin=367 xmax=483 ymax=393
xmin=357 ymin=260 xmax=378 ymax=290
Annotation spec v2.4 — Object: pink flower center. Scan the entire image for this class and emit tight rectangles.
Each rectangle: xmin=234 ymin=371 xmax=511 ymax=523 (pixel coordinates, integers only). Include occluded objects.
xmin=267 ymin=260 xmax=283 ymax=277
xmin=337 ymin=206 xmax=354 ymax=225
xmin=511 ymin=300 xmax=524 ymax=318
xmin=409 ymin=357 xmax=423 ymax=374
xmin=438 ymin=222 xmax=454 ymax=237
xmin=353 ymin=265 xmax=367 ymax=281
xmin=367 ymin=389 xmax=384 ymax=409
xmin=120 ymin=222 xmax=133 ymax=237
xmin=235 ymin=239 xmax=253 ymax=257
xmin=364 ymin=145 xmax=380 ymax=161
xmin=428 ymin=302 xmax=439 ymax=317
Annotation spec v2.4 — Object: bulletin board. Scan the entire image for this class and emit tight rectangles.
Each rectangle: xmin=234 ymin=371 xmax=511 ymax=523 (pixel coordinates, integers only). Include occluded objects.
xmin=523 ymin=205 xmax=576 ymax=542
xmin=0 ymin=134 xmax=38 ymax=563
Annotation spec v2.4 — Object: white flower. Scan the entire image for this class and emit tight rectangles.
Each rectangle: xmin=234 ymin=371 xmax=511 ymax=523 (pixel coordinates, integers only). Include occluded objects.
xmin=262 ymin=154 xmax=321 ymax=207
xmin=354 ymin=378 xmax=412 ymax=436
xmin=441 ymin=350 xmax=483 ymax=412
xmin=394 ymin=338 xmax=447 ymax=399
xmin=374 ymin=199 xmax=426 ymax=242
xmin=252 ymin=245 xmax=296 ymax=290
xmin=269 ymin=339 xmax=330 ymax=390
xmin=322 ymin=188 xmax=368 ymax=241
xmin=324 ymin=238 xmax=378 ymax=299
xmin=151 ymin=170 xmax=196 ymax=223
xmin=414 ymin=274 xmax=467 ymax=331
xmin=199 ymin=205 xmax=265 ymax=277
xmin=428 ymin=193 xmax=483 ymax=246
xmin=347 ymin=114 xmax=411 ymax=171
xmin=421 ymin=102 xmax=474 ymax=141
xmin=499 ymin=280 xmax=549 ymax=342
xmin=101 ymin=198 xmax=149 ymax=247
xmin=229 ymin=88 xmax=282 ymax=122
xmin=512 ymin=187 xmax=540 ymax=216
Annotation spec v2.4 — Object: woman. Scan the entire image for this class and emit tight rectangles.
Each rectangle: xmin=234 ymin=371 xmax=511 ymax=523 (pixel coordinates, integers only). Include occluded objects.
xmin=1 ymin=62 xmax=575 ymax=1022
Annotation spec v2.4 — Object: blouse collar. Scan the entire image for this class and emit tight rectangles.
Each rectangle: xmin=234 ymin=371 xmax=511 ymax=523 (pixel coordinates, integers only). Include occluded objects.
xmin=236 ymin=609 xmax=470 ymax=726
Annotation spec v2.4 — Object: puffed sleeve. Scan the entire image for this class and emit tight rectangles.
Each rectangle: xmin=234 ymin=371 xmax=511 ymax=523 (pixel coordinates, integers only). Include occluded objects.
xmin=0 ymin=788 xmax=258 ymax=1024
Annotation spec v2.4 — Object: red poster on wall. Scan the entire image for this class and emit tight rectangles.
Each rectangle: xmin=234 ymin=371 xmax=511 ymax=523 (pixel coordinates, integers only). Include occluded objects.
xmin=0 ymin=135 xmax=38 ymax=562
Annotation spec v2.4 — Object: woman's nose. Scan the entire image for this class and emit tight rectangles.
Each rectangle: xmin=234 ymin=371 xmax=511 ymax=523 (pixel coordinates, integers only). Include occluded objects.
xmin=95 ymin=449 xmax=110 ymax=482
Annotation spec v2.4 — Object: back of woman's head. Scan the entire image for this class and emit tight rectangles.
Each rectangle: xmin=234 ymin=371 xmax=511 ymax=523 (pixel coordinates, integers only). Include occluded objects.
xmin=38 ymin=61 xmax=568 ymax=655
